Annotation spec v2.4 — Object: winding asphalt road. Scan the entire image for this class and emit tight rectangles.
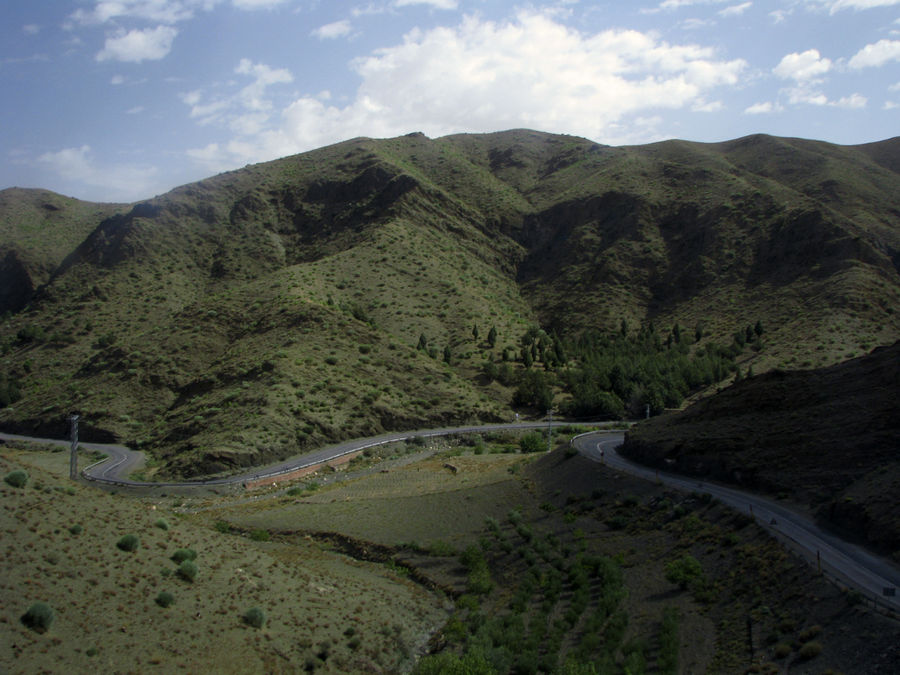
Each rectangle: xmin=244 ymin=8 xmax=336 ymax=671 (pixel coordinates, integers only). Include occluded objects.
xmin=4 ymin=424 xmax=898 ymax=614
xmin=574 ymin=431 xmax=900 ymax=615
xmin=1 ymin=421 xmax=575 ymax=489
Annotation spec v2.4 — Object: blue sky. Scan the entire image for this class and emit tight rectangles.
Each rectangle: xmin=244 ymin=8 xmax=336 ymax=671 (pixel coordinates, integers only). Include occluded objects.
xmin=2 ymin=0 xmax=898 ymax=203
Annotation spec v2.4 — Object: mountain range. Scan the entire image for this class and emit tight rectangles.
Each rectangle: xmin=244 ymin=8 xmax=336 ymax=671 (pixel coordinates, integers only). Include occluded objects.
xmin=1 ymin=129 xmax=898 ymax=478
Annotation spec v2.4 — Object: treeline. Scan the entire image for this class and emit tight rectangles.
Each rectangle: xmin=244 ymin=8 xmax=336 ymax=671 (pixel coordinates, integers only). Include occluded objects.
xmin=482 ymin=320 xmax=759 ymax=418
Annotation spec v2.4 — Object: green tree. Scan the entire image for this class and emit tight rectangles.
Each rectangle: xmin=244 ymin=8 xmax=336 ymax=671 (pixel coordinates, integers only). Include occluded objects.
xmin=472 ymin=324 xmax=479 ymax=342
xmin=443 ymin=345 xmax=452 ymax=364
xmin=417 ymin=333 xmax=428 ymax=351
xmin=522 ymin=348 xmax=533 ymax=369
xmin=487 ymin=325 xmax=497 ymax=348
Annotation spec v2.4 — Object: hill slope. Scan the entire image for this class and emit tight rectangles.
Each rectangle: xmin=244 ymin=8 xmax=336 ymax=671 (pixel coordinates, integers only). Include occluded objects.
xmin=622 ymin=342 xmax=900 ymax=559
xmin=1 ymin=129 xmax=899 ymax=477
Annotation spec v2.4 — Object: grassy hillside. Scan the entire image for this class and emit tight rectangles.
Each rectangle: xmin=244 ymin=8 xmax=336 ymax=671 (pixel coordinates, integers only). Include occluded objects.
xmin=5 ymin=434 xmax=897 ymax=673
xmin=0 ymin=130 xmax=898 ymax=477
xmin=0 ymin=189 xmax=125 ymax=314
xmin=622 ymin=342 xmax=900 ymax=560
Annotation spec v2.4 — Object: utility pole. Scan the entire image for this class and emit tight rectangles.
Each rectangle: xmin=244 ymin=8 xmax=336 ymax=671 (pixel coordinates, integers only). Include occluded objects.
xmin=546 ymin=409 xmax=553 ymax=453
xmin=69 ymin=414 xmax=80 ymax=480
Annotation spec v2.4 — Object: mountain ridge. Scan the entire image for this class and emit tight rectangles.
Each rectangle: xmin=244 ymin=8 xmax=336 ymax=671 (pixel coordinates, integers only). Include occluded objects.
xmin=1 ymin=129 xmax=898 ymax=477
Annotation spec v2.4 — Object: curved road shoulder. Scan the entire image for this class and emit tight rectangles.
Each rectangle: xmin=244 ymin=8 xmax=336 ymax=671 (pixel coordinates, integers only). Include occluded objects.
xmin=573 ymin=430 xmax=900 ymax=616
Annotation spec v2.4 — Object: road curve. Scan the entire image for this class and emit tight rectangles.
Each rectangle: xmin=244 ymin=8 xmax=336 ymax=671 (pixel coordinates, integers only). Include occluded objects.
xmin=573 ymin=431 xmax=900 ymax=615
xmin=1 ymin=421 xmax=583 ymax=489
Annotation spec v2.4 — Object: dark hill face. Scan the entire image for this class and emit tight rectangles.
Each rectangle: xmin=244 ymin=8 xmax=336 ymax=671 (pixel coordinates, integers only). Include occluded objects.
xmin=1 ymin=130 xmax=899 ymax=477
xmin=622 ymin=342 xmax=900 ymax=558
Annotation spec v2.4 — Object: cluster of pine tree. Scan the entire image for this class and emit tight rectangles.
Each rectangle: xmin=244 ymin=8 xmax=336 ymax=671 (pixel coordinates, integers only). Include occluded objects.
xmin=559 ymin=323 xmax=738 ymax=418
xmin=482 ymin=320 xmax=746 ymax=419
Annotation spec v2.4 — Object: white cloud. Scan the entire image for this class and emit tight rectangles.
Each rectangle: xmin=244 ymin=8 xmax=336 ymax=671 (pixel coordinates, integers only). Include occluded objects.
xmin=785 ymin=87 xmax=829 ymax=105
xmin=769 ymin=9 xmax=791 ymax=22
xmin=111 ymin=75 xmax=126 ymax=85
xmin=96 ymin=26 xmax=178 ymax=62
xmin=71 ymin=1 xmax=200 ymax=25
xmin=185 ymin=11 xmax=748 ymax=170
xmin=72 ymin=0 xmax=291 ymax=26
xmin=231 ymin=0 xmax=290 ymax=8
xmin=744 ymin=101 xmax=776 ymax=113
xmin=127 ymin=106 xmax=146 ymax=114
xmin=848 ymin=39 xmax=900 ymax=68
xmin=38 ymin=145 xmax=161 ymax=202
xmin=22 ymin=24 xmax=41 ymax=35
xmin=234 ymin=58 xmax=293 ymax=110
xmin=773 ymin=49 xmax=831 ymax=81
xmin=693 ymin=99 xmax=724 ymax=112
xmin=395 ymin=0 xmax=459 ymax=9
xmin=884 ymin=101 xmax=899 ymax=109
xmin=311 ymin=20 xmax=352 ymax=40
xmin=719 ymin=2 xmax=752 ymax=16
xmin=681 ymin=18 xmax=715 ymax=29
xmin=180 ymin=59 xmax=292 ymax=129
xmin=807 ymin=0 xmax=900 ymax=13
xmin=832 ymin=93 xmax=867 ymax=107
xmin=889 ymin=81 xmax=900 ymax=91
xmin=657 ymin=0 xmax=728 ymax=9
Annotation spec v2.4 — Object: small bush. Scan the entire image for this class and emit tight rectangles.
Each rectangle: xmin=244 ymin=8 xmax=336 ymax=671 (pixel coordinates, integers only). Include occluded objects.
xmin=427 ymin=540 xmax=456 ymax=556
xmin=68 ymin=524 xmax=83 ymax=535
xmin=116 ymin=534 xmax=140 ymax=552
xmin=21 ymin=602 xmax=54 ymax=633
xmin=171 ymin=548 xmax=197 ymax=563
xmin=250 ymin=529 xmax=270 ymax=542
xmin=798 ymin=625 xmax=821 ymax=642
xmin=4 ymin=469 xmax=28 ymax=488
xmin=665 ymin=554 xmax=704 ymax=590
xmin=797 ymin=641 xmax=823 ymax=661
xmin=519 ymin=432 xmax=544 ymax=454
xmin=214 ymin=520 xmax=231 ymax=533
xmin=243 ymin=607 xmax=266 ymax=628
xmin=774 ymin=643 xmax=792 ymax=659
xmin=177 ymin=560 xmax=198 ymax=582
xmin=155 ymin=591 xmax=175 ymax=608
xmin=154 ymin=518 xmax=170 ymax=531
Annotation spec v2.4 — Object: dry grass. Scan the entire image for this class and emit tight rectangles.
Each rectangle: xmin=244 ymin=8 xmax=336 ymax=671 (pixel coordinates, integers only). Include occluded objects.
xmin=0 ymin=446 xmax=448 ymax=674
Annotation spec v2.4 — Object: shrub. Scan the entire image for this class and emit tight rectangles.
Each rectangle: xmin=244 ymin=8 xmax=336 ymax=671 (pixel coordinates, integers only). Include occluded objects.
xmin=797 ymin=641 xmax=823 ymax=661
xmin=665 ymin=554 xmax=704 ymax=590
xmin=798 ymin=625 xmax=821 ymax=642
xmin=519 ymin=432 xmax=544 ymax=454
xmin=68 ymin=524 xmax=83 ymax=535
xmin=155 ymin=591 xmax=175 ymax=608
xmin=250 ymin=529 xmax=270 ymax=542
xmin=774 ymin=643 xmax=792 ymax=659
xmin=116 ymin=534 xmax=140 ymax=552
xmin=243 ymin=607 xmax=266 ymax=628
xmin=171 ymin=548 xmax=197 ymax=563
xmin=177 ymin=560 xmax=198 ymax=582
xmin=21 ymin=602 xmax=54 ymax=633
xmin=214 ymin=520 xmax=231 ymax=533
xmin=154 ymin=518 xmax=170 ymax=531
xmin=4 ymin=469 xmax=28 ymax=488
